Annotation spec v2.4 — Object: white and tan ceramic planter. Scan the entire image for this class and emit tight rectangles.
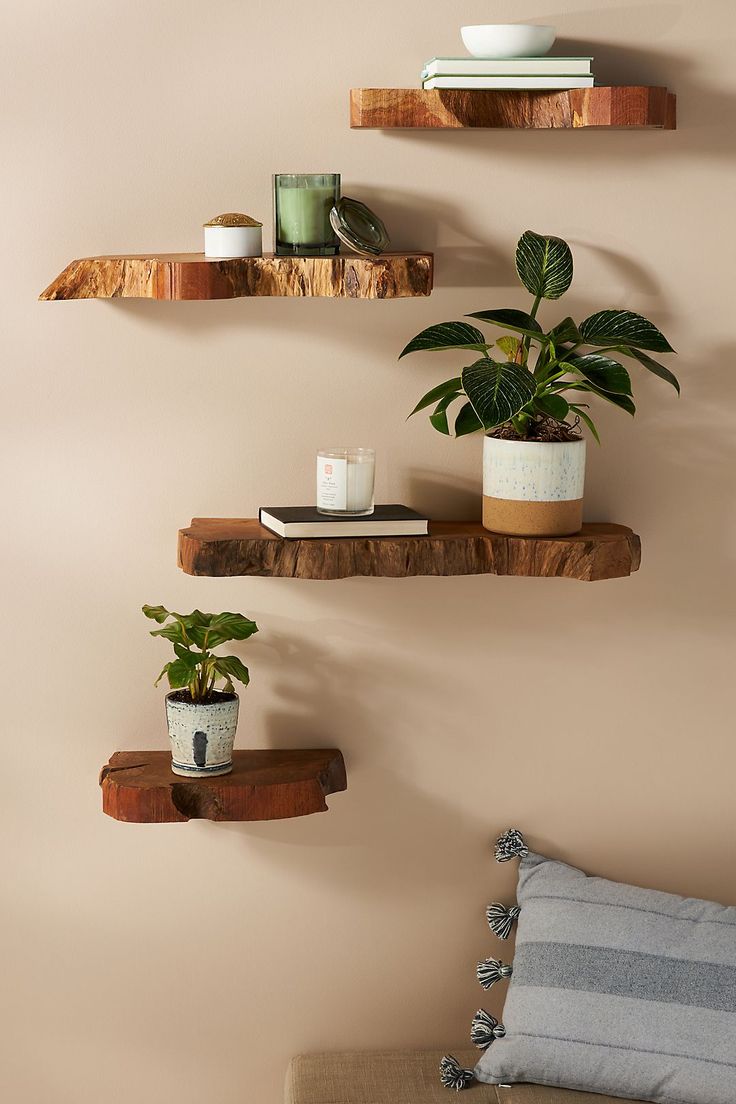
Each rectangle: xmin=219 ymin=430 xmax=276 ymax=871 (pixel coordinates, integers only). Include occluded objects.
xmin=165 ymin=692 xmax=239 ymax=777
xmin=482 ymin=436 xmax=586 ymax=536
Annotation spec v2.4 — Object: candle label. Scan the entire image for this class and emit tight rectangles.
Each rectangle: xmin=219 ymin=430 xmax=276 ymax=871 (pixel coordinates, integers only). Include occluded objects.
xmin=317 ymin=456 xmax=348 ymax=510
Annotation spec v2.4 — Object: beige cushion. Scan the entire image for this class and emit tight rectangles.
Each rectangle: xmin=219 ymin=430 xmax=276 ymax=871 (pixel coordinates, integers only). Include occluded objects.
xmin=284 ymin=1050 xmax=645 ymax=1104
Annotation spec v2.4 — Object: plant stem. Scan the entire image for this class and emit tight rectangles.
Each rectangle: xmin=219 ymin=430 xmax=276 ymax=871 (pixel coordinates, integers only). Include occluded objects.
xmin=512 ymin=413 xmax=531 ymax=438
xmin=522 ymin=294 xmax=543 ymax=364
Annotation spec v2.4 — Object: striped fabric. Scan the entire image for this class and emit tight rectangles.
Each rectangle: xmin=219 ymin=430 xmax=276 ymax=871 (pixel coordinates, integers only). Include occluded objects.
xmin=475 ymin=850 xmax=736 ymax=1104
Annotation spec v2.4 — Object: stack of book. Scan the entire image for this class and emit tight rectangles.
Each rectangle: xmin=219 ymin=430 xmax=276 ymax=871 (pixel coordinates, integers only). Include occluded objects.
xmin=421 ymin=56 xmax=594 ymax=91
xmin=259 ymin=504 xmax=429 ymax=539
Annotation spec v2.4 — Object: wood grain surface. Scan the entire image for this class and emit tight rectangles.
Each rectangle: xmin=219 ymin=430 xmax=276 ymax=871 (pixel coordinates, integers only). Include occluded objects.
xmin=100 ymin=749 xmax=347 ymax=823
xmin=350 ymin=87 xmax=676 ymax=129
xmin=39 ymin=251 xmax=434 ymax=300
xmin=177 ymin=519 xmax=641 ymax=582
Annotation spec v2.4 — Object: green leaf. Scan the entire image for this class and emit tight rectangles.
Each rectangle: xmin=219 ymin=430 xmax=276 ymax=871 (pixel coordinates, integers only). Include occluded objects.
xmin=163 ymin=658 xmax=194 ymax=690
xmin=466 ymin=308 xmax=546 ymax=342
xmin=143 ymin=604 xmax=169 ymax=623
xmin=563 ymin=353 xmax=632 ymax=395
xmin=179 ymin=611 xmax=210 ymax=648
xmin=149 ymin=622 xmax=187 ymax=645
xmin=461 ymin=358 xmax=537 ymax=430
xmin=574 ymin=382 xmax=636 ymax=416
xmin=205 ymin=612 xmax=259 ymax=649
xmin=173 ymin=643 xmax=201 ymax=669
xmin=496 ymin=336 xmax=521 ymax=360
xmin=154 ymin=662 xmax=171 ymax=687
xmin=429 ymin=393 xmax=458 ymax=435
xmin=620 ymin=346 xmax=681 ymax=394
xmin=454 ymin=401 xmax=483 ymax=437
xmin=408 ymin=377 xmax=461 ymax=417
xmin=213 ymin=655 xmax=250 ymax=689
xmin=547 ymin=316 xmax=582 ymax=345
xmin=535 ymin=394 xmax=570 ymax=421
xmin=569 ymin=404 xmax=601 ymax=444
xmin=398 ymin=322 xmax=487 ymax=359
xmin=515 ymin=230 xmax=573 ymax=300
xmin=579 ymin=310 xmax=674 ymax=353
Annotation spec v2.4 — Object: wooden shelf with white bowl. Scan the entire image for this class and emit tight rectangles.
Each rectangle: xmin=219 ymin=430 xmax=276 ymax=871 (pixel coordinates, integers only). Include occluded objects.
xmin=349 ymin=87 xmax=676 ymax=130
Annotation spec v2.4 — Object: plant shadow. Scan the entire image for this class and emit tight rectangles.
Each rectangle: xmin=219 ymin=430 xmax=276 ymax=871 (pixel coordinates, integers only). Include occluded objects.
xmin=207 ymin=623 xmax=500 ymax=898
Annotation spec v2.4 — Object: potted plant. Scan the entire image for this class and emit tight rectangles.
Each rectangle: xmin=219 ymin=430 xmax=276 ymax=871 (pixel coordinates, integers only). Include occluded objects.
xmin=400 ymin=230 xmax=679 ymax=536
xmin=143 ymin=605 xmax=258 ymax=777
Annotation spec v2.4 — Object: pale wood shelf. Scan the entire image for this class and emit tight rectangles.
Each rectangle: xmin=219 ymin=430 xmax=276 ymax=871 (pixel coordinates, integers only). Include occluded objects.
xmin=350 ymin=86 xmax=676 ymax=129
xmin=177 ymin=519 xmax=641 ymax=583
xmin=40 ymin=251 xmax=433 ymax=301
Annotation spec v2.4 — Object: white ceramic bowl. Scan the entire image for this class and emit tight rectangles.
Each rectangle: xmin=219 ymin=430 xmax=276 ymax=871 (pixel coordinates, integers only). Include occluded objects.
xmin=461 ymin=24 xmax=556 ymax=59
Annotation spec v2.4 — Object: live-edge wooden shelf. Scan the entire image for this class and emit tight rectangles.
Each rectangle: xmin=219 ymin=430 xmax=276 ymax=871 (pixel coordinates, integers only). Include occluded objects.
xmin=39 ymin=251 xmax=433 ymax=301
xmin=350 ymin=87 xmax=675 ymax=129
xmin=100 ymin=749 xmax=347 ymax=823
xmin=178 ymin=519 xmax=641 ymax=583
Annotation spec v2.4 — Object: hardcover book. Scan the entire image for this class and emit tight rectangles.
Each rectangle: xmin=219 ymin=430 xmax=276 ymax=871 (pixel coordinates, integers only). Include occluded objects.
xmin=422 ymin=56 xmax=593 ymax=78
xmin=259 ymin=504 xmax=429 ymax=539
xmin=421 ymin=75 xmax=595 ymax=91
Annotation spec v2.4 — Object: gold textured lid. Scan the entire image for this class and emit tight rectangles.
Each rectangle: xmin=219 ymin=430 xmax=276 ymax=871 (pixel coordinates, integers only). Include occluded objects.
xmin=203 ymin=212 xmax=263 ymax=228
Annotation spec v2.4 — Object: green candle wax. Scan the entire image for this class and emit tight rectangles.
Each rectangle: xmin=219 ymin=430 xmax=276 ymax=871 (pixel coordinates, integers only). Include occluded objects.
xmin=274 ymin=175 xmax=340 ymax=256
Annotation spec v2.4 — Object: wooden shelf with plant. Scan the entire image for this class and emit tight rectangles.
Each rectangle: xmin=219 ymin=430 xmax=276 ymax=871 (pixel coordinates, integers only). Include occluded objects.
xmin=100 ymin=606 xmax=346 ymax=822
xmin=400 ymin=229 xmax=679 ymax=537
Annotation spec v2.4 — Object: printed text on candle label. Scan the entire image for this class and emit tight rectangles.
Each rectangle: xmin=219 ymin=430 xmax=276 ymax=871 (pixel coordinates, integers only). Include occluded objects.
xmin=317 ymin=456 xmax=348 ymax=510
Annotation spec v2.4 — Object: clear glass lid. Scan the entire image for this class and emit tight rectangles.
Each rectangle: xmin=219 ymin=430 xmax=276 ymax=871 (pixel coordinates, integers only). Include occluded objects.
xmin=329 ymin=197 xmax=390 ymax=256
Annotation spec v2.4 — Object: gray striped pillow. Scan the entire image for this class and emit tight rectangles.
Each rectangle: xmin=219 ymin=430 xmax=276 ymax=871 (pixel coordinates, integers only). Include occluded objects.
xmin=474 ymin=837 xmax=736 ymax=1104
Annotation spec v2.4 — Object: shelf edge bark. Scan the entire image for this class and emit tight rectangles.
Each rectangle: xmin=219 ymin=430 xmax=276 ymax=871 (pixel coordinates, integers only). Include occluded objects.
xmin=177 ymin=519 xmax=641 ymax=582
xmin=40 ymin=252 xmax=434 ymax=300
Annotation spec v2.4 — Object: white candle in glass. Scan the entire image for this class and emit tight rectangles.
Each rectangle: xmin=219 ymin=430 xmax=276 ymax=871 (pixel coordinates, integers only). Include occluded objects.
xmin=316 ymin=448 xmax=375 ymax=516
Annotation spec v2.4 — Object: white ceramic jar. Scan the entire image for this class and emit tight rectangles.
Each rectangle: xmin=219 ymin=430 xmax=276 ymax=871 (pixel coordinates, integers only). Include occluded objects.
xmin=482 ymin=436 xmax=586 ymax=536
xmin=203 ymin=212 xmax=262 ymax=258
xmin=165 ymin=692 xmax=239 ymax=777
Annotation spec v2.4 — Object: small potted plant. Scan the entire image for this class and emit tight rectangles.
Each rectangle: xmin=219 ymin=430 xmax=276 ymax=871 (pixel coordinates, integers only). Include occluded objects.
xmin=143 ymin=605 xmax=258 ymax=777
xmin=400 ymin=230 xmax=679 ymax=536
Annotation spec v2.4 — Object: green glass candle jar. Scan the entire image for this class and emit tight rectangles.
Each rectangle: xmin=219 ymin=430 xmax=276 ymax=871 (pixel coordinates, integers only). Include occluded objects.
xmin=274 ymin=174 xmax=340 ymax=256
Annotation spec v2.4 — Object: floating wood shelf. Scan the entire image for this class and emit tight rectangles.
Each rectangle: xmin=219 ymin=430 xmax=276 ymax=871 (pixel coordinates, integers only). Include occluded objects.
xmin=39 ymin=251 xmax=433 ymax=301
xmin=350 ymin=87 xmax=675 ymax=130
xmin=177 ymin=519 xmax=641 ymax=583
xmin=100 ymin=749 xmax=347 ymax=823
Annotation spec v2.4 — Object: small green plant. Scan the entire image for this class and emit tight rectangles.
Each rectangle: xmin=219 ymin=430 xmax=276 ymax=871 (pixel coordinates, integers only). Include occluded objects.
xmin=143 ymin=605 xmax=258 ymax=703
xmin=400 ymin=230 xmax=679 ymax=442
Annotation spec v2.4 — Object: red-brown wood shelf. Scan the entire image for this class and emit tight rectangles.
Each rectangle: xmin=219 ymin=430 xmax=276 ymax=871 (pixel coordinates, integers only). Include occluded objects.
xmin=39 ymin=252 xmax=433 ymax=300
xmin=100 ymin=749 xmax=347 ymax=823
xmin=350 ymin=86 xmax=675 ymax=129
xmin=177 ymin=519 xmax=641 ymax=583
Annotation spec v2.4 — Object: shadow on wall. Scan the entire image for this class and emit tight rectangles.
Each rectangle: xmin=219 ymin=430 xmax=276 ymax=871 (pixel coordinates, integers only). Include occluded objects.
xmin=207 ymin=622 xmax=517 ymax=898
xmin=406 ymin=470 xmax=480 ymax=520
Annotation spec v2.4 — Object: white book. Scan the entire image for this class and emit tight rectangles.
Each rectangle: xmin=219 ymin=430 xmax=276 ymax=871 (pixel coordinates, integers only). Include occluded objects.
xmin=422 ymin=75 xmax=595 ymax=91
xmin=423 ymin=56 xmax=593 ymax=78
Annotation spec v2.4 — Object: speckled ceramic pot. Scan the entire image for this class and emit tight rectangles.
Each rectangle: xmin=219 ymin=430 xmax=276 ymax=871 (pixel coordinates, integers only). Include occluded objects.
xmin=482 ymin=436 xmax=586 ymax=536
xmin=165 ymin=692 xmax=239 ymax=777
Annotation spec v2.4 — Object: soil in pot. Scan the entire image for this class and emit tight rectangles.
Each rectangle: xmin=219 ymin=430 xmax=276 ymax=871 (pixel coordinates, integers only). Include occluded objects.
xmin=166 ymin=689 xmax=237 ymax=705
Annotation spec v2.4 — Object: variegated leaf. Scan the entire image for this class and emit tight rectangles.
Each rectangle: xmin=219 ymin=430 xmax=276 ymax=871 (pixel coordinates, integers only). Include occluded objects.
xmin=461 ymin=358 xmax=536 ymax=430
xmin=579 ymin=310 xmax=674 ymax=353
xmin=399 ymin=321 xmax=487 ymax=359
xmin=515 ymin=230 xmax=573 ymax=300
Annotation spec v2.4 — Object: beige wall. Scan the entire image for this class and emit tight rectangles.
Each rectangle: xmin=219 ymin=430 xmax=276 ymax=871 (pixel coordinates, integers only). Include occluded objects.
xmin=4 ymin=1 xmax=735 ymax=1101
